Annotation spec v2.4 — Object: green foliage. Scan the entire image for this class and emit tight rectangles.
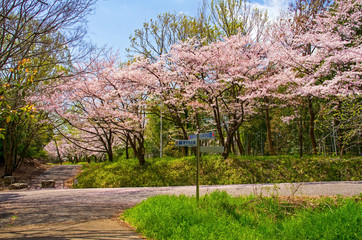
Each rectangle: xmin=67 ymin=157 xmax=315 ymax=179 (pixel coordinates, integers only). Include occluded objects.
xmin=75 ymin=155 xmax=361 ymax=188
xmin=0 ymin=40 xmax=69 ymax=174
xmin=123 ymin=192 xmax=361 ymax=240
xmin=281 ymin=199 xmax=361 ymax=239
xmin=127 ymin=10 xmax=221 ymax=60
xmin=75 ymin=157 xmax=195 ymax=188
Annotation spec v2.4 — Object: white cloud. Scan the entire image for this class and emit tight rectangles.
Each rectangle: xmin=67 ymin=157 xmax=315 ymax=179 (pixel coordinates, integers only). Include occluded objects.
xmin=250 ymin=0 xmax=289 ymax=19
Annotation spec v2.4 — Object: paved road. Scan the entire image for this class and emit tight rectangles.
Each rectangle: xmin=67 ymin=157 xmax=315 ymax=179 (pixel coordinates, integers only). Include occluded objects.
xmin=0 ymin=181 xmax=361 ymax=228
xmin=28 ymin=165 xmax=82 ymax=190
xmin=0 ymin=219 xmax=143 ymax=240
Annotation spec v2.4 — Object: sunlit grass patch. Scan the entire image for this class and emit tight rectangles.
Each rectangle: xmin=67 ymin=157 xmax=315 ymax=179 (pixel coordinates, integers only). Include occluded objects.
xmin=123 ymin=192 xmax=361 ymax=240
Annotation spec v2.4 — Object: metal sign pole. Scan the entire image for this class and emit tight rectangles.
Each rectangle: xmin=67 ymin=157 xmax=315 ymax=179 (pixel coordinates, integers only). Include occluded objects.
xmin=160 ymin=101 xmax=163 ymax=158
xmin=196 ymin=133 xmax=200 ymax=202
xmin=176 ymin=130 xmax=224 ymax=202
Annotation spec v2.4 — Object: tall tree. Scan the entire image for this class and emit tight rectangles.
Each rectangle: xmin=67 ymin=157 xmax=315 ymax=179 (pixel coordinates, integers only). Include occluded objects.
xmin=287 ymin=0 xmax=333 ymax=155
xmin=0 ymin=0 xmax=96 ymax=176
xmin=0 ymin=0 xmax=96 ymax=71
xmin=210 ymin=0 xmax=269 ymax=41
xmin=268 ymin=0 xmax=361 ymax=156
xmin=127 ymin=11 xmax=218 ymax=61
xmin=161 ymin=33 xmax=270 ymax=158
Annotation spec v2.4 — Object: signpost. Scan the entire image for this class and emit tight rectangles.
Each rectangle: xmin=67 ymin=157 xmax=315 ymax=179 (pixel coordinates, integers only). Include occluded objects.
xmin=188 ymin=132 xmax=215 ymax=140
xmin=175 ymin=140 xmax=197 ymax=147
xmin=175 ymin=132 xmax=223 ymax=202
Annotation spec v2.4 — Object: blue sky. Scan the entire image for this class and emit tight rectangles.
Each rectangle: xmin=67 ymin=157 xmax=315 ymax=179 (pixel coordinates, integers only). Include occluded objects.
xmin=86 ymin=0 xmax=288 ymax=61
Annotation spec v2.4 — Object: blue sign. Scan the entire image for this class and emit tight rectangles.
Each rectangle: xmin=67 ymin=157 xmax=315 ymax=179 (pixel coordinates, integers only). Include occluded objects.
xmin=188 ymin=132 xmax=215 ymax=140
xmin=175 ymin=140 xmax=197 ymax=147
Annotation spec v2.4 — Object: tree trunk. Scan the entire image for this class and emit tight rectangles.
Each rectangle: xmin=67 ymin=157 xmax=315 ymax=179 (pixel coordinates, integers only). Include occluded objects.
xmin=222 ymin=126 xmax=241 ymax=159
xmin=247 ymin=134 xmax=251 ymax=155
xmin=308 ymin=98 xmax=317 ymax=155
xmin=106 ymin=130 xmax=114 ymax=162
xmin=335 ymin=101 xmax=344 ymax=156
xmin=137 ymin=150 xmax=145 ymax=165
xmin=125 ymin=137 xmax=129 ymax=159
xmin=213 ymin=100 xmax=225 ymax=147
xmin=54 ymin=139 xmax=62 ymax=165
xmin=128 ymin=134 xmax=146 ymax=166
xmin=236 ymin=129 xmax=245 ymax=155
xmin=297 ymin=117 xmax=303 ymax=158
xmin=107 ymin=148 xmax=114 ymax=162
xmin=3 ymin=131 xmax=15 ymax=176
xmin=181 ymin=127 xmax=189 ymax=157
xmin=231 ymin=135 xmax=236 ymax=155
xmin=180 ymin=129 xmax=188 ymax=157
xmin=136 ymin=137 xmax=146 ymax=166
xmin=3 ymin=147 xmax=14 ymax=176
xmin=222 ymin=138 xmax=232 ymax=159
xmin=265 ymin=108 xmax=276 ymax=155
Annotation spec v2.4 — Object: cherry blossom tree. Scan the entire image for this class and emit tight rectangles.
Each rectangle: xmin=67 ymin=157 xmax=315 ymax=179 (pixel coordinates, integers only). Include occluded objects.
xmin=32 ymin=0 xmax=361 ymax=162
xmin=152 ymin=33 xmax=270 ymax=158
xmin=137 ymin=55 xmax=196 ymax=146
xmin=33 ymin=56 xmax=120 ymax=162
xmin=35 ymin=53 xmax=153 ymax=165
xmin=267 ymin=0 xmax=361 ymax=155
xmin=45 ymin=137 xmax=102 ymax=163
xmin=105 ymin=61 xmax=151 ymax=165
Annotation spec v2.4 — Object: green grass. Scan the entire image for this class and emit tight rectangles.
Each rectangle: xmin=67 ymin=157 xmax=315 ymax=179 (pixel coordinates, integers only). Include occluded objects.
xmin=61 ymin=161 xmax=87 ymax=165
xmin=74 ymin=155 xmax=361 ymax=188
xmin=48 ymin=161 xmax=87 ymax=165
xmin=123 ymin=192 xmax=362 ymax=240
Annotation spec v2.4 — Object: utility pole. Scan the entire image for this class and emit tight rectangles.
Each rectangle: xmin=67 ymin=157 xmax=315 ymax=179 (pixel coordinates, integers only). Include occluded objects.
xmin=195 ymin=113 xmax=200 ymax=202
xmin=332 ymin=124 xmax=337 ymax=155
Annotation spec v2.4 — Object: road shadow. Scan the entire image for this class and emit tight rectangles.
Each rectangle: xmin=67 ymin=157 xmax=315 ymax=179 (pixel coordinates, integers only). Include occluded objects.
xmin=0 ymin=229 xmax=142 ymax=240
xmin=0 ymin=203 xmax=127 ymax=228
xmin=0 ymin=193 xmax=21 ymax=202
xmin=0 ymin=219 xmax=144 ymax=239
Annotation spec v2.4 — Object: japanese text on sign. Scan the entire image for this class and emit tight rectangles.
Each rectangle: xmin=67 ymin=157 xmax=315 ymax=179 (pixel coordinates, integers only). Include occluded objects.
xmin=175 ymin=140 xmax=197 ymax=147
xmin=188 ymin=132 xmax=215 ymax=140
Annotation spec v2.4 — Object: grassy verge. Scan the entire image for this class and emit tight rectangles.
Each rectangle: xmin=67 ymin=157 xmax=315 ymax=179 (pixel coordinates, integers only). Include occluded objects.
xmin=75 ymin=155 xmax=361 ymax=188
xmin=123 ymin=191 xmax=361 ymax=240
xmin=53 ymin=161 xmax=87 ymax=165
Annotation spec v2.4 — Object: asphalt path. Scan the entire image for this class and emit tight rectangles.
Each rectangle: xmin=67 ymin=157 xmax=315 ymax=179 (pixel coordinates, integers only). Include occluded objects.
xmin=0 ymin=181 xmax=361 ymax=228
xmin=28 ymin=165 xmax=82 ymax=190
